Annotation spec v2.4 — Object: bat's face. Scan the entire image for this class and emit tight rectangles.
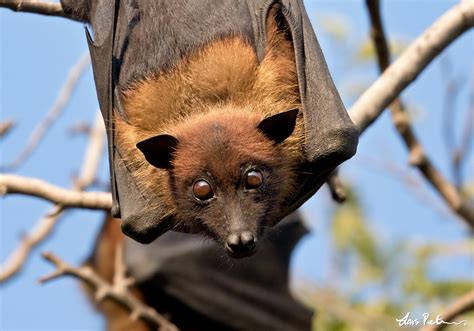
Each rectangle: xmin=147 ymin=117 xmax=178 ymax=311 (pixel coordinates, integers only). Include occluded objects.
xmin=137 ymin=109 xmax=299 ymax=258
xmin=172 ymin=162 xmax=279 ymax=258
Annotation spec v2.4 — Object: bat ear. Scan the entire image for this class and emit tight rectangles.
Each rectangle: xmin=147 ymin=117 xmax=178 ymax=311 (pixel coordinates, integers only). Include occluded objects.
xmin=257 ymin=109 xmax=299 ymax=144
xmin=265 ymin=5 xmax=293 ymax=47
xmin=136 ymin=134 xmax=179 ymax=169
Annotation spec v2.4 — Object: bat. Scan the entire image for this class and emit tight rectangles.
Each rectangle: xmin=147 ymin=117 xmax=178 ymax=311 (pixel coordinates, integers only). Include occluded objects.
xmin=61 ymin=0 xmax=358 ymax=256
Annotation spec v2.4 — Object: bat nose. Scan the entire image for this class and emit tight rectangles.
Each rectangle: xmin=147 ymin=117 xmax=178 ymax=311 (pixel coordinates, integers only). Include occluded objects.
xmin=225 ymin=231 xmax=257 ymax=258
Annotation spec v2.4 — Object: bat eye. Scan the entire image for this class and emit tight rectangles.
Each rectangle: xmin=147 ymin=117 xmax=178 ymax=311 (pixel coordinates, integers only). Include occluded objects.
xmin=193 ymin=179 xmax=214 ymax=201
xmin=245 ymin=170 xmax=263 ymax=189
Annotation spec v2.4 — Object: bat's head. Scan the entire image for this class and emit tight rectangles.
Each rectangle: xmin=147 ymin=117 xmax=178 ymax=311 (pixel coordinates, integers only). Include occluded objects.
xmin=136 ymin=108 xmax=299 ymax=258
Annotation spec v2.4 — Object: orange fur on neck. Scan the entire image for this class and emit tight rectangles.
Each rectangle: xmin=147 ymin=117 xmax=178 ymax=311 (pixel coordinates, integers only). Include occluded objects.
xmin=114 ymin=11 xmax=303 ymax=214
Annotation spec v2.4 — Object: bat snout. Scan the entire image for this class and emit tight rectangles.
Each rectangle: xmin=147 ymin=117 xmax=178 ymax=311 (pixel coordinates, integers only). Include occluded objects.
xmin=225 ymin=230 xmax=257 ymax=258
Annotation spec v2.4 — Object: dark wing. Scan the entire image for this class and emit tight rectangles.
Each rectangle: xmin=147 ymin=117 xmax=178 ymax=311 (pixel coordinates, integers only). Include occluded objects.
xmin=125 ymin=212 xmax=314 ymax=331
xmin=273 ymin=0 xmax=358 ymax=215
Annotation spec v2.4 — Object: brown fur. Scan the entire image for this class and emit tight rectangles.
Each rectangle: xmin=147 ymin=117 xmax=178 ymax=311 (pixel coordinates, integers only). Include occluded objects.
xmin=115 ymin=10 xmax=303 ymax=204
xmin=114 ymin=9 xmax=303 ymax=231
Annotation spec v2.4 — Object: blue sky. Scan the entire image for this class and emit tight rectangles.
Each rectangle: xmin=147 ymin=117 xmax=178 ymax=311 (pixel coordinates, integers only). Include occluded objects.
xmin=1 ymin=1 xmax=473 ymax=330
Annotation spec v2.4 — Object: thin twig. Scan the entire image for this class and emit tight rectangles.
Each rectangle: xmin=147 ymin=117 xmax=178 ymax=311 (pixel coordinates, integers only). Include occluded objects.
xmin=74 ymin=111 xmax=106 ymax=189
xmin=112 ymin=243 xmax=136 ymax=293
xmin=420 ymin=290 xmax=474 ymax=331
xmin=363 ymin=0 xmax=474 ymax=227
xmin=357 ymin=155 xmax=454 ymax=221
xmin=0 ymin=119 xmax=15 ymax=138
xmin=40 ymin=252 xmax=178 ymax=331
xmin=68 ymin=121 xmax=92 ymax=136
xmin=0 ymin=205 xmax=66 ymax=283
xmin=0 ymin=0 xmax=82 ymax=21
xmin=439 ymin=56 xmax=469 ymax=188
xmin=440 ymin=57 xmax=462 ymax=170
xmin=453 ymin=83 xmax=474 ymax=190
xmin=1 ymin=53 xmax=90 ymax=171
xmin=326 ymin=170 xmax=347 ymax=203
xmin=0 ymin=111 xmax=106 ymax=283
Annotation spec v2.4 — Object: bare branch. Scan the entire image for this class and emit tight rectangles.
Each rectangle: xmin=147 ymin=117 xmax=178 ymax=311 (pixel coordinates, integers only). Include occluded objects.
xmin=68 ymin=121 xmax=92 ymax=136
xmin=0 ymin=205 xmax=66 ymax=283
xmin=1 ymin=53 xmax=90 ymax=171
xmin=0 ymin=0 xmax=62 ymax=15
xmin=0 ymin=174 xmax=111 ymax=209
xmin=350 ymin=0 xmax=474 ymax=132
xmin=453 ymin=83 xmax=474 ymax=189
xmin=0 ymin=119 xmax=15 ymax=138
xmin=0 ymin=0 xmax=81 ymax=22
xmin=326 ymin=170 xmax=347 ymax=203
xmin=357 ymin=155 xmax=455 ymax=221
xmin=420 ymin=290 xmax=474 ymax=331
xmin=74 ymin=111 xmax=106 ymax=189
xmin=439 ymin=56 xmax=470 ymax=189
xmin=440 ymin=57 xmax=463 ymax=167
xmin=113 ymin=243 xmax=136 ymax=293
xmin=40 ymin=252 xmax=178 ymax=331
xmin=364 ymin=0 xmax=474 ymax=227
xmin=0 ymin=111 xmax=106 ymax=283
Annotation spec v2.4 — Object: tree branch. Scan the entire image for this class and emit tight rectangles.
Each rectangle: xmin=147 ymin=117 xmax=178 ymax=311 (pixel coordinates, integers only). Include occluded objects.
xmin=420 ymin=290 xmax=474 ymax=331
xmin=0 ymin=111 xmax=106 ymax=283
xmin=349 ymin=0 xmax=474 ymax=132
xmin=362 ymin=0 xmax=474 ymax=227
xmin=40 ymin=251 xmax=178 ymax=331
xmin=0 ymin=0 xmax=81 ymax=22
xmin=0 ymin=119 xmax=15 ymax=139
xmin=357 ymin=155 xmax=455 ymax=221
xmin=112 ymin=243 xmax=136 ymax=293
xmin=439 ymin=56 xmax=466 ymax=186
xmin=0 ymin=174 xmax=111 ymax=209
xmin=453 ymin=83 xmax=474 ymax=189
xmin=0 ymin=204 xmax=66 ymax=283
xmin=1 ymin=53 xmax=90 ymax=171
xmin=74 ymin=111 xmax=107 ymax=189
xmin=326 ymin=170 xmax=347 ymax=203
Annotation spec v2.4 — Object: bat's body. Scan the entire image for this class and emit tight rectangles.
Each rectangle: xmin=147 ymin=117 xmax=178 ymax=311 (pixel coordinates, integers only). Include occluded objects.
xmin=115 ymin=10 xmax=303 ymax=256
xmin=61 ymin=0 xmax=358 ymax=255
